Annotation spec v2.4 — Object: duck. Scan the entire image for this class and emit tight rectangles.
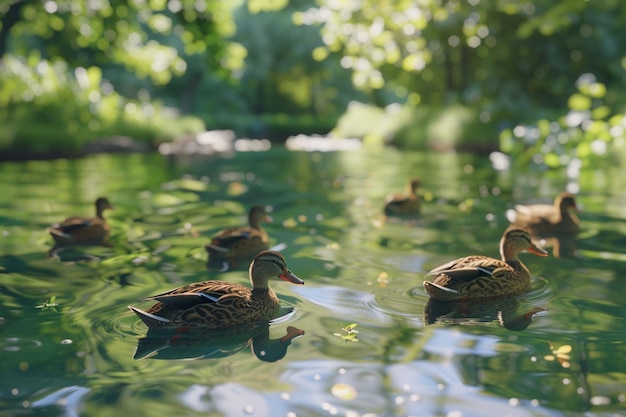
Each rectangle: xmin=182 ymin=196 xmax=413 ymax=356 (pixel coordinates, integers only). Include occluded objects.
xmin=129 ymin=250 xmax=304 ymax=329
xmin=506 ymin=192 xmax=580 ymax=235
xmin=423 ymin=227 xmax=548 ymax=301
xmin=48 ymin=197 xmax=113 ymax=247
xmin=205 ymin=205 xmax=272 ymax=267
xmin=383 ymin=178 xmax=421 ymax=216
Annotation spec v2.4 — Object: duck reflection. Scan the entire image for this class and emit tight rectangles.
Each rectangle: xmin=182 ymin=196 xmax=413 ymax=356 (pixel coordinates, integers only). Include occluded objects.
xmin=133 ymin=324 xmax=304 ymax=362
xmin=424 ymin=297 xmax=545 ymax=331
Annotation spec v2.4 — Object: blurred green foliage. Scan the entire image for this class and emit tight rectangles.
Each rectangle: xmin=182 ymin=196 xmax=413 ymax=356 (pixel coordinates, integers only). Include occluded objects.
xmin=1 ymin=0 xmax=626 ymax=166
xmin=499 ymin=74 xmax=626 ymax=168
xmin=0 ymin=53 xmax=203 ymax=158
xmin=334 ymin=102 xmax=497 ymax=151
xmin=299 ymin=0 xmax=626 ymax=166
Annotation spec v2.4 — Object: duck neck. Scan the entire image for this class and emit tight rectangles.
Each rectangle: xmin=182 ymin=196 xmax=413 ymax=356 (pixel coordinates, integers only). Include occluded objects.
xmin=505 ymin=258 xmax=528 ymax=272
xmin=501 ymin=245 xmax=529 ymax=273
xmin=251 ymin=287 xmax=279 ymax=302
xmin=249 ymin=214 xmax=262 ymax=230
xmin=500 ymin=241 xmax=522 ymax=264
xmin=562 ymin=209 xmax=579 ymax=225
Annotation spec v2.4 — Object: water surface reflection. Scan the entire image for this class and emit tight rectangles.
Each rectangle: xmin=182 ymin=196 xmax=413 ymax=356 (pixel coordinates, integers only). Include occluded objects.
xmin=1 ymin=148 xmax=625 ymax=416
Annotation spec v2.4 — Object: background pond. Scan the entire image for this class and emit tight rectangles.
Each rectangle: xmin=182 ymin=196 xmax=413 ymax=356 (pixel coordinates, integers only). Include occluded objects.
xmin=1 ymin=147 xmax=625 ymax=417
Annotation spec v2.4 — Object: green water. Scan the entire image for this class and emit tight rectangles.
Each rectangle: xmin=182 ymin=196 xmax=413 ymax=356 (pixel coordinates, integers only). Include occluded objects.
xmin=1 ymin=147 xmax=625 ymax=417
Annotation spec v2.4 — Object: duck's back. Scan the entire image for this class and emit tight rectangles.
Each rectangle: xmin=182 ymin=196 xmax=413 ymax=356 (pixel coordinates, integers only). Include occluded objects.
xmin=144 ymin=281 xmax=280 ymax=328
xmin=510 ymin=203 xmax=578 ymax=235
xmin=206 ymin=226 xmax=269 ymax=260
xmin=425 ymin=255 xmax=529 ymax=300
xmin=50 ymin=216 xmax=109 ymax=244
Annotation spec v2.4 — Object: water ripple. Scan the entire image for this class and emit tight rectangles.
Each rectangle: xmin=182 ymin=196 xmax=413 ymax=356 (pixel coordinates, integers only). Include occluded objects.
xmin=1 ymin=337 xmax=43 ymax=352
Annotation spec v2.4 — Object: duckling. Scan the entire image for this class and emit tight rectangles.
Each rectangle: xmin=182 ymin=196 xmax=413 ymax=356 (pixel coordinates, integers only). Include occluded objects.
xmin=384 ymin=178 xmax=420 ymax=216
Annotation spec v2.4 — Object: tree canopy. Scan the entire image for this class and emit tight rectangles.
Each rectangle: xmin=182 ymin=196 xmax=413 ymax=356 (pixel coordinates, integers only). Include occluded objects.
xmin=1 ymin=0 xmax=626 ymax=166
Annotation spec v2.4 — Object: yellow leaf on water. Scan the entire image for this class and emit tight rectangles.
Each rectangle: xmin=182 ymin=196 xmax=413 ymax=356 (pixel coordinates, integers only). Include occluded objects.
xmin=331 ymin=383 xmax=357 ymax=401
xmin=555 ymin=345 xmax=572 ymax=355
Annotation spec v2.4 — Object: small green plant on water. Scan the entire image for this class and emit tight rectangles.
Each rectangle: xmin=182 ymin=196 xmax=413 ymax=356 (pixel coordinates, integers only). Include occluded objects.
xmin=36 ymin=296 xmax=59 ymax=312
xmin=333 ymin=323 xmax=359 ymax=343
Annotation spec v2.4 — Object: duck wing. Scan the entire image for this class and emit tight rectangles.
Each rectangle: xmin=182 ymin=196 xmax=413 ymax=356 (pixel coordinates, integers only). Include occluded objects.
xmin=50 ymin=216 xmax=98 ymax=234
xmin=207 ymin=227 xmax=264 ymax=250
xmin=144 ymin=281 xmax=248 ymax=310
xmin=428 ymin=256 xmax=507 ymax=282
xmin=148 ymin=292 xmax=222 ymax=310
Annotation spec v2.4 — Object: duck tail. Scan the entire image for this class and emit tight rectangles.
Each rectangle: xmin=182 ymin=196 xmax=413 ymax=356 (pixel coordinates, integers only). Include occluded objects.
xmin=128 ymin=306 xmax=171 ymax=328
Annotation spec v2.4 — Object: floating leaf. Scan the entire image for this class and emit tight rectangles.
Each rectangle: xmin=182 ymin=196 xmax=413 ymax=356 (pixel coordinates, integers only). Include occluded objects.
xmin=331 ymin=383 xmax=357 ymax=400
xmin=333 ymin=323 xmax=360 ymax=343
xmin=546 ymin=342 xmax=572 ymax=368
xmin=36 ymin=296 xmax=59 ymax=312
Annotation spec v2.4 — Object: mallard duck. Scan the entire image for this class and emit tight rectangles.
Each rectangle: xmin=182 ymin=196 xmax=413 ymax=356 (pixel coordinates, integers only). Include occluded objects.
xmin=48 ymin=197 xmax=113 ymax=247
xmin=205 ymin=205 xmax=271 ymax=267
xmin=384 ymin=178 xmax=421 ymax=216
xmin=423 ymin=228 xmax=548 ymax=301
xmin=506 ymin=192 xmax=580 ymax=235
xmin=129 ymin=250 xmax=304 ymax=329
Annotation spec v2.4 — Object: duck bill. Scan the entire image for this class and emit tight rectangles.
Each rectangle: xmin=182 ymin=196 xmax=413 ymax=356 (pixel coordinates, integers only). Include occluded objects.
xmin=279 ymin=270 xmax=304 ymax=285
xmin=528 ymin=244 xmax=549 ymax=256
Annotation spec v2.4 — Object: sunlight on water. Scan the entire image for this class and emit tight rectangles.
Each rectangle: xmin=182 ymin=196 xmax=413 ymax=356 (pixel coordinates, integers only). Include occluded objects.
xmin=0 ymin=149 xmax=625 ymax=416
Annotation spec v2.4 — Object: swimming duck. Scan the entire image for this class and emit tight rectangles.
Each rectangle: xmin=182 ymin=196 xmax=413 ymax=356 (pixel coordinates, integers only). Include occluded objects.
xmin=48 ymin=197 xmax=113 ymax=247
xmin=205 ymin=205 xmax=271 ymax=267
xmin=423 ymin=228 xmax=548 ymax=301
xmin=129 ymin=250 xmax=304 ymax=329
xmin=384 ymin=178 xmax=421 ymax=216
xmin=506 ymin=192 xmax=580 ymax=235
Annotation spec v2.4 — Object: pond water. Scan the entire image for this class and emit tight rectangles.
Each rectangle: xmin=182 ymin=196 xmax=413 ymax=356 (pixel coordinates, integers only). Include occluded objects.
xmin=1 ymin=146 xmax=625 ymax=417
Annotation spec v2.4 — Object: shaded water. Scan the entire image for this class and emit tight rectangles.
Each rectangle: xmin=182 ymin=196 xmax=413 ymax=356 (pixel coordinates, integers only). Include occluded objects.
xmin=1 ymin=147 xmax=625 ymax=417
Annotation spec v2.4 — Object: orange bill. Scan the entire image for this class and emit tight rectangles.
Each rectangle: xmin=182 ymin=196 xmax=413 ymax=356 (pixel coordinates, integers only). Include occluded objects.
xmin=528 ymin=243 xmax=549 ymax=256
xmin=280 ymin=269 xmax=304 ymax=285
